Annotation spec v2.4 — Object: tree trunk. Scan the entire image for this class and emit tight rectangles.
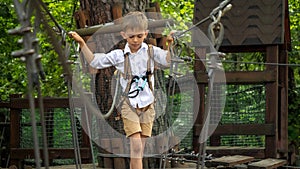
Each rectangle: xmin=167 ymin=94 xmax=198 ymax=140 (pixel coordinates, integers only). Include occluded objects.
xmin=77 ymin=0 xmax=150 ymax=27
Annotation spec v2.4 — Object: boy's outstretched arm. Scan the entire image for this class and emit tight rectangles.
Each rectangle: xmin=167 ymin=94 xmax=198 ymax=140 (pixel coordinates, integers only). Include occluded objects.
xmin=68 ymin=31 xmax=95 ymax=64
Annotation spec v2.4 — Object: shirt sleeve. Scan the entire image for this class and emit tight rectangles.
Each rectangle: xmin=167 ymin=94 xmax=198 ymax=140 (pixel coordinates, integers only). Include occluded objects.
xmin=89 ymin=49 xmax=124 ymax=69
xmin=152 ymin=46 xmax=170 ymax=67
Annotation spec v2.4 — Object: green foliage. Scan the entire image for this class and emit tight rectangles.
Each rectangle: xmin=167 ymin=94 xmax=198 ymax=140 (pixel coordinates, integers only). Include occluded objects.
xmin=223 ymin=52 xmax=265 ymax=71
xmin=154 ymin=0 xmax=194 ymax=24
xmin=0 ymin=0 xmax=26 ymax=100
xmin=0 ymin=0 xmax=79 ymax=100
xmin=288 ymin=0 xmax=300 ymax=152
xmin=152 ymin=0 xmax=194 ymax=38
xmin=288 ymin=87 xmax=300 ymax=151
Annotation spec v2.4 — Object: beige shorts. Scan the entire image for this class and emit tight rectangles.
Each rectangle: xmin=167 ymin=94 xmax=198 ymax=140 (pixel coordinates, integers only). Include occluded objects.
xmin=121 ymin=100 xmax=155 ymax=137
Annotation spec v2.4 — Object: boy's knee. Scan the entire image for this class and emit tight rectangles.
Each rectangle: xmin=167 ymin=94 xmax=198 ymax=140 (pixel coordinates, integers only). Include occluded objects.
xmin=131 ymin=140 xmax=142 ymax=153
xmin=130 ymin=138 xmax=143 ymax=158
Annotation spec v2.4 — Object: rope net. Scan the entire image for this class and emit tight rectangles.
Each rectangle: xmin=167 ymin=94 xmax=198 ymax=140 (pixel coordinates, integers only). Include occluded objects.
xmin=20 ymin=108 xmax=82 ymax=164
xmin=216 ymin=84 xmax=266 ymax=147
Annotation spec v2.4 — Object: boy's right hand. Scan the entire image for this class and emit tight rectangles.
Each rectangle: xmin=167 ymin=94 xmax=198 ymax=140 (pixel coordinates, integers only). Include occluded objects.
xmin=68 ymin=31 xmax=85 ymax=45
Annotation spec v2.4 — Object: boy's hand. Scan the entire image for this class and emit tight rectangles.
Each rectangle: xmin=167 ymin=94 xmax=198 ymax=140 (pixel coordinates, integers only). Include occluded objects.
xmin=166 ymin=31 xmax=175 ymax=45
xmin=68 ymin=31 xmax=85 ymax=45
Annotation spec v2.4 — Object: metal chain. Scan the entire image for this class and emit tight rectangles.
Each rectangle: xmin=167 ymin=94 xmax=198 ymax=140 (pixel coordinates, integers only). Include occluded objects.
xmin=208 ymin=10 xmax=225 ymax=51
xmin=10 ymin=0 xmax=43 ymax=168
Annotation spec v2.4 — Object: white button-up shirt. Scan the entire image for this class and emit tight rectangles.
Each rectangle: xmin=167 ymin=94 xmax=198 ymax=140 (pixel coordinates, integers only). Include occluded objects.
xmin=90 ymin=42 xmax=169 ymax=108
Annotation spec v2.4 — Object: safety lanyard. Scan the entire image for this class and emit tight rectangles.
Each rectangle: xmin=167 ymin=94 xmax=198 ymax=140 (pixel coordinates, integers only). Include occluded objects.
xmin=127 ymin=75 xmax=148 ymax=98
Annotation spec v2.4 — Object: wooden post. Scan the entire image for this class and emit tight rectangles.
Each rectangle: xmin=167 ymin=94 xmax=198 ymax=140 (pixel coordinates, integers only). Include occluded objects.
xmin=81 ymin=93 xmax=93 ymax=163
xmin=265 ymin=45 xmax=279 ymax=158
xmin=9 ymin=94 xmax=22 ymax=168
xmin=278 ymin=49 xmax=289 ymax=157
xmin=193 ymin=47 xmax=207 ymax=153
xmin=111 ymin=138 xmax=126 ymax=169
xmin=100 ymin=139 xmax=113 ymax=168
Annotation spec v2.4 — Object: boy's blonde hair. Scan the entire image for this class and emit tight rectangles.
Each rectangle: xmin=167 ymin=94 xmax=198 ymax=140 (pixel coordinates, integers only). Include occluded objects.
xmin=121 ymin=11 xmax=148 ymax=31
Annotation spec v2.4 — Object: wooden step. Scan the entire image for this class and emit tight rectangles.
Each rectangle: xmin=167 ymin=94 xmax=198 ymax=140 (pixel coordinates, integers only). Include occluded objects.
xmin=206 ymin=155 xmax=254 ymax=167
xmin=248 ymin=158 xmax=287 ymax=169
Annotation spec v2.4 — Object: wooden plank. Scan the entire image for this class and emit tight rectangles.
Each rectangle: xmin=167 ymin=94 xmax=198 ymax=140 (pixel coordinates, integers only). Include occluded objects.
xmin=206 ymin=155 xmax=254 ymax=167
xmin=248 ymin=158 xmax=287 ymax=169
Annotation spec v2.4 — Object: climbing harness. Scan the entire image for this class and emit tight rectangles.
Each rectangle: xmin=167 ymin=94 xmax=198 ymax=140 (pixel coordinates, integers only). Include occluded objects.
xmin=111 ymin=44 xmax=155 ymax=119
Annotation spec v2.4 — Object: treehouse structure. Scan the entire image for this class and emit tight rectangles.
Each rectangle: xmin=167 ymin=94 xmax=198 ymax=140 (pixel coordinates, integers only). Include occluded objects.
xmin=193 ymin=0 xmax=291 ymax=162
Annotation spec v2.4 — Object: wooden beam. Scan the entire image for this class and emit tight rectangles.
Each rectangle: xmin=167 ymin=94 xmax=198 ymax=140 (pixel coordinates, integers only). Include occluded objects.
xmin=195 ymin=71 xmax=276 ymax=84
xmin=10 ymin=148 xmax=91 ymax=159
xmin=194 ymin=124 xmax=275 ymax=136
xmin=9 ymin=97 xmax=83 ymax=109
xmin=75 ymin=19 xmax=174 ymax=36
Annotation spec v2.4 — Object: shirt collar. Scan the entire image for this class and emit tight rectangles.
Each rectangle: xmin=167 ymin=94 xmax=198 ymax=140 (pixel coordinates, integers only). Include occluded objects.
xmin=124 ymin=42 xmax=148 ymax=55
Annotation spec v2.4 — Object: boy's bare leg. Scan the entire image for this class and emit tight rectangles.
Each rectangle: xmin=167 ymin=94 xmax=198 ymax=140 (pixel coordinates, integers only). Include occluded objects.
xmin=130 ymin=132 xmax=146 ymax=169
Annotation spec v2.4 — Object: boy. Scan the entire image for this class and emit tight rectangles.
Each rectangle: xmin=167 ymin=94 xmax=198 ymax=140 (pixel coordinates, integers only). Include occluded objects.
xmin=69 ymin=11 xmax=173 ymax=169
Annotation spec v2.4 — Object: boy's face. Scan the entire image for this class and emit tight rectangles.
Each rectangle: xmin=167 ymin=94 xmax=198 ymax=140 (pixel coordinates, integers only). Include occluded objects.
xmin=121 ymin=29 xmax=148 ymax=53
